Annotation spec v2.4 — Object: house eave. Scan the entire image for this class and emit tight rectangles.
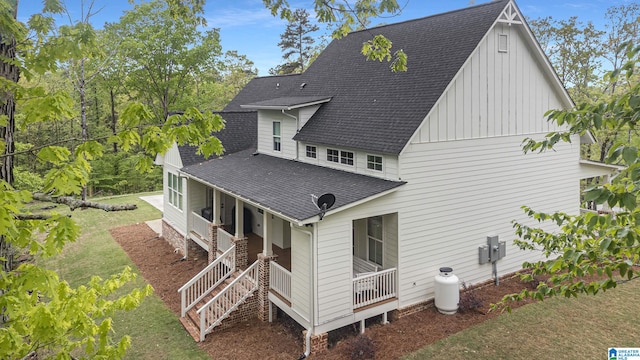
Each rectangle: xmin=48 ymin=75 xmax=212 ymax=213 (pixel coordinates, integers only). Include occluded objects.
xmin=178 ymin=170 xmax=307 ymax=227
xmin=299 ymin=185 xmax=404 ymax=225
xmin=240 ymin=98 xmax=332 ymax=111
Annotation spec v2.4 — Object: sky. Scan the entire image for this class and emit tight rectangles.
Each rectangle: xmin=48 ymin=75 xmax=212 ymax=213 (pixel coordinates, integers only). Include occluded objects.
xmin=17 ymin=0 xmax=632 ymax=76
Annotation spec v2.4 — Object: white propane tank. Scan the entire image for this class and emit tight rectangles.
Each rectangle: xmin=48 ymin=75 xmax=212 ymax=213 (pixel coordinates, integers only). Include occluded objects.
xmin=434 ymin=267 xmax=459 ymax=315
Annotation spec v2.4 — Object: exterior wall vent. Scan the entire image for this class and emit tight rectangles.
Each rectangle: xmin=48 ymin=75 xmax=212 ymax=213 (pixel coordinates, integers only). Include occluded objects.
xmin=498 ymin=33 xmax=508 ymax=53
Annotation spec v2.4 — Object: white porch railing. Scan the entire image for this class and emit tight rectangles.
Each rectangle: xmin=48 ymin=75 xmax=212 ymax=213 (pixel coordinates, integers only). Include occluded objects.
xmin=178 ymin=245 xmax=236 ymax=317
xmin=217 ymin=227 xmax=233 ymax=252
xmin=269 ymin=261 xmax=291 ymax=303
xmin=191 ymin=211 xmax=211 ymax=241
xmin=353 ymin=268 xmax=397 ymax=309
xmin=198 ymin=260 xmax=259 ymax=341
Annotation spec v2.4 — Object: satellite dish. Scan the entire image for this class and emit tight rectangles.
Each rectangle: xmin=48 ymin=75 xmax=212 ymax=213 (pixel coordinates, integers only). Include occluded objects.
xmin=311 ymin=193 xmax=336 ymax=220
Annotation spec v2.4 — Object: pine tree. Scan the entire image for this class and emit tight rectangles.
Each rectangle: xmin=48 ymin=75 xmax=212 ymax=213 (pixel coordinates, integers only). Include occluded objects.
xmin=273 ymin=8 xmax=318 ymax=74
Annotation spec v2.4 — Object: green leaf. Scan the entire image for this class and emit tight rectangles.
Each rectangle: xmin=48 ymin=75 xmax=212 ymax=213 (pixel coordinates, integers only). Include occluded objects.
xmin=622 ymin=146 xmax=638 ymax=165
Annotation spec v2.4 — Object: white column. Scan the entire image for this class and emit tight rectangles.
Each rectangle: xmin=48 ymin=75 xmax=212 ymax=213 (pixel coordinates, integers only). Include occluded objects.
xmin=212 ymin=189 xmax=221 ymax=225
xmin=263 ymin=210 xmax=272 ymax=256
xmin=235 ymin=198 xmax=244 ymax=238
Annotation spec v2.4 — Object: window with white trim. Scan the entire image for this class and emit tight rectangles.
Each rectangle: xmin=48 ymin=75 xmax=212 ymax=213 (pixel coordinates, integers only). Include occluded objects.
xmin=368 ymin=216 xmax=383 ymax=266
xmin=367 ymin=155 xmax=383 ymax=171
xmin=168 ymin=172 xmax=183 ymax=210
xmin=273 ymin=121 xmax=281 ymax=151
xmin=306 ymin=145 xmax=317 ymax=158
xmin=340 ymin=150 xmax=354 ymax=166
xmin=327 ymin=148 xmax=339 ymax=162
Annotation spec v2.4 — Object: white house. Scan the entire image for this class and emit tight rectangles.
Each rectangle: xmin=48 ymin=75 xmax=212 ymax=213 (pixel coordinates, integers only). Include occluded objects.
xmin=156 ymin=0 xmax=619 ymax=354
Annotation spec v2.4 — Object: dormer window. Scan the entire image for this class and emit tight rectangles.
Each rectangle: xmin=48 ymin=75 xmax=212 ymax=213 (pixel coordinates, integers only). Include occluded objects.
xmin=273 ymin=121 xmax=281 ymax=151
xmin=367 ymin=155 xmax=383 ymax=171
xmin=306 ymin=145 xmax=317 ymax=158
xmin=340 ymin=151 xmax=354 ymax=166
xmin=327 ymin=149 xmax=339 ymax=162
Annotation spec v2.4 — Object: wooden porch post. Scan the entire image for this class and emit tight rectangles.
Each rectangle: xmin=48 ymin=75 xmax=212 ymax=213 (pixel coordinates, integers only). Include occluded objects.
xmin=235 ymin=198 xmax=244 ymax=238
xmin=263 ymin=210 xmax=273 ymax=256
xmin=212 ymin=189 xmax=221 ymax=225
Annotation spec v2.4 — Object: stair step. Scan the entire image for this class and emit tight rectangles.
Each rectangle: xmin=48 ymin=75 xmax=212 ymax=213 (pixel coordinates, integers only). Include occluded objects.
xmin=179 ymin=317 xmax=201 ymax=342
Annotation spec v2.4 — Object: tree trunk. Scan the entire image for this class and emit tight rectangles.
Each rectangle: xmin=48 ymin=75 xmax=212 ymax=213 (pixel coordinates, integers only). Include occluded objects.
xmin=110 ymin=88 xmax=117 ymax=152
xmin=0 ymin=0 xmax=19 ymax=275
xmin=80 ymin=58 xmax=88 ymax=201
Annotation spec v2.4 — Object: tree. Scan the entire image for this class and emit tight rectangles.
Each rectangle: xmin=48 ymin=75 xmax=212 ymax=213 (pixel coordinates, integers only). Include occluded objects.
xmin=0 ymin=1 xmax=225 ymax=358
xmin=272 ymin=8 xmax=319 ymax=74
xmin=108 ymin=0 xmax=223 ymax=122
xmin=263 ymin=0 xmax=407 ymax=72
xmin=501 ymin=43 xmax=640 ymax=307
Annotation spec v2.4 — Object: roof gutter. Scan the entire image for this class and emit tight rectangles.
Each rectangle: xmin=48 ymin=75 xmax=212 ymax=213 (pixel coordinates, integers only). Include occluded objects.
xmin=178 ymin=170 xmax=306 ymax=227
xmin=240 ymin=98 xmax=331 ymax=111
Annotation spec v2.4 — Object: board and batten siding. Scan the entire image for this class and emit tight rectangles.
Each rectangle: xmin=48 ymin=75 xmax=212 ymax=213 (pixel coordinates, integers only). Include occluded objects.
xmin=257 ymin=110 xmax=297 ymax=159
xmin=413 ymin=23 xmax=566 ymax=144
xmin=396 ymin=135 xmax=580 ymax=308
xmin=291 ymin=226 xmax=312 ymax=323
xmin=163 ymin=144 xmax=186 ymax=234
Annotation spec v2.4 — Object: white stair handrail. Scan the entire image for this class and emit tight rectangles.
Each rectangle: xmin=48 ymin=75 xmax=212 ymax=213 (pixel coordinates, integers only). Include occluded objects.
xmin=197 ymin=260 xmax=259 ymax=341
xmin=178 ymin=245 xmax=236 ymax=317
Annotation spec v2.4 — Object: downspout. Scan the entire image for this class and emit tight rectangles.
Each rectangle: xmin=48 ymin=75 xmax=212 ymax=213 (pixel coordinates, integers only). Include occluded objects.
xmin=293 ymin=223 xmax=314 ymax=359
xmin=281 ymin=109 xmax=299 ymax=160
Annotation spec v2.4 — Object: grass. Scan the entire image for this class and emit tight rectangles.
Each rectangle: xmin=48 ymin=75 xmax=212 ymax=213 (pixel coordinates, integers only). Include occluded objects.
xmin=404 ymin=278 xmax=640 ymax=360
xmin=35 ymin=192 xmax=210 ymax=360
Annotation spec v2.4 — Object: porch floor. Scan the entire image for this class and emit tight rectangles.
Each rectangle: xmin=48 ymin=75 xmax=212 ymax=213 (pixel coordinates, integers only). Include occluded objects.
xmin=245 ymin=232 xmax=291 ymax=271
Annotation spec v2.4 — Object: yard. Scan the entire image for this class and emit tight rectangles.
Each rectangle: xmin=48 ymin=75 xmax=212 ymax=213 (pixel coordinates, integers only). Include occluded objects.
xmin=36 ymin=193 xmax=640 ymax=359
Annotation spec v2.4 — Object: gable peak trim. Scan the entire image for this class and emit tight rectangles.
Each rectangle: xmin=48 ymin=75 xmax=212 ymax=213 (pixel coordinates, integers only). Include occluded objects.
xmin=497 ymin=1 xmax=523 ymax=25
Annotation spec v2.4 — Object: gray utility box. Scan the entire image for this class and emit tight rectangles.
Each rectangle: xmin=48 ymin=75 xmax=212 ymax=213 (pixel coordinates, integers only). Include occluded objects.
xmin=479 ymin=235 xmax=506 ymax=264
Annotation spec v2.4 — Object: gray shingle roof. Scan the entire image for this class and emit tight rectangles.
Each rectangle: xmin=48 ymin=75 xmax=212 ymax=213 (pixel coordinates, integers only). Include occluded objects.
xmin=241 ymin=96 xmax=331 ymax=110
xmin=178 ymin=111 xmax=257 ymax=166
xmin=181 ymin=148 xmax=405 ymax=222
xmin=224 ymin=0 xmax=508 ymax=154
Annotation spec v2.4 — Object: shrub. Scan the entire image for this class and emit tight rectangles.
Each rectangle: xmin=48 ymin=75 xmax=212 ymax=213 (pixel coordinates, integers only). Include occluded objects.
xmin=458 ymin=281 xmax=485 ymax=313
xmin=350 ymin=334 xmax=375 ymax=360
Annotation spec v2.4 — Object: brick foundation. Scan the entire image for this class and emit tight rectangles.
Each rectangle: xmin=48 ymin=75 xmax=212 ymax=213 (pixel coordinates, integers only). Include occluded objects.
xmin=232 ymin=236 xmax=248 ymax=269
xmin=389 ymin=299 xmax=435 ymax=321
xmin=208 ymin=223 xmax=219 ymax=263
xmin=162 ymin=220 xmax=186 ymax=256
xmin=257 ymin=253 xmax=278 ymax=321
xmin=210 ymin=293 xmax=259 ymax=333
xmin=302 ymin=331 xmax=328 ymax=355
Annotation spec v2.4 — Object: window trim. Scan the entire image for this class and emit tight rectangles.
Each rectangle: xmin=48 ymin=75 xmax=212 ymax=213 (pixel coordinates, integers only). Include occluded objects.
xmin=168 ymin=172 xmax=183 ymax=211
xmin=306 ymin=145 xmax=317 ymax=159
xmin=327 ymin=148 xmax=339 ymax=163
xmin=367 ymin=216 xmax=383 ymax=266
xmin=367 ymin=155 xmax=383 ymax=171
xmin=340 ymin=150 xmax=354 ymax=166
xmin=272 ymin=121 xmax=281 ymax=152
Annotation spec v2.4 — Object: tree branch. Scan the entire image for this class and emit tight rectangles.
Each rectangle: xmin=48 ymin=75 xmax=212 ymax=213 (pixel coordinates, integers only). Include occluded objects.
xmin=32 ymin=193 xmax=137 ymax=212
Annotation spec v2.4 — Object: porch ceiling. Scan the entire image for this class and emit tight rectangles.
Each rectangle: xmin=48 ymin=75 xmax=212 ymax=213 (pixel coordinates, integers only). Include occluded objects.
xmin=180 ymin=148 xmax=405 ymax=223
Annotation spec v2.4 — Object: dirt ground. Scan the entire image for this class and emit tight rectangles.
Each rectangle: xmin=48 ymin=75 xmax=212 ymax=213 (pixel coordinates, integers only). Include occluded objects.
xmin=111 ymin=223 xmax=536 ymax=360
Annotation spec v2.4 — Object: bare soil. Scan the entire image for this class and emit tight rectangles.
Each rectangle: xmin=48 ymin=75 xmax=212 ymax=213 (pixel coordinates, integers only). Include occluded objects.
xmin=111 ymin=223 xmax=537 ymax=360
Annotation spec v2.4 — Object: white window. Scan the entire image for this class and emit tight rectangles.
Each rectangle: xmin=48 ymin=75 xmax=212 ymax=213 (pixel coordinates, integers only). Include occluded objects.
xmin=367 ymin=155 xmax=383 ymax=171
xmin=168 ymin=172 xmax=183 ymax=210
xmin=327 ymin=149 xmax=339 ymax=162
xmin=340 ymin=151 xmax=354 ymax=166
xmin=367 ymin=216 xmax=383 ymax=266
xmin=306 ymin=145 xmax=317 ymax=158
xmin=273 ymin=121 xmax=281 ymax=151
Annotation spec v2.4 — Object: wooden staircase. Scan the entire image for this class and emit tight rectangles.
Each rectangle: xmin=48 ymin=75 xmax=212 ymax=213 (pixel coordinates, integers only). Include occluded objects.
xmin=178 ymin=245 xmax=260 ymax=342
xmin=179 ymin=270 xmax=256 ymax=341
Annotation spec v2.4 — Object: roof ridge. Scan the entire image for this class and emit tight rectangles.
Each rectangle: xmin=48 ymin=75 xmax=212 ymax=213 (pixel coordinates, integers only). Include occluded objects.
xmin=348 ymin=0 xmax=508 ymax=36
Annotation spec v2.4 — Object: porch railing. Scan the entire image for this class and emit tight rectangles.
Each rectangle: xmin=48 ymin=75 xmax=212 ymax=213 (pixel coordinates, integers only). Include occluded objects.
xmin=190 ymin=211 xmax=211 ymax=241
xmin=353 ymin=268 xmax=396 ymax=309
xmin=269 ymin=261 xmax=291 ymax=303
xmin=198 ymin=260 xmax=259 ymax=341
xmin=217 ymin=227 xmax=233 ymax=252
xmin=178 ymin=245 xmax=236 ymax=317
